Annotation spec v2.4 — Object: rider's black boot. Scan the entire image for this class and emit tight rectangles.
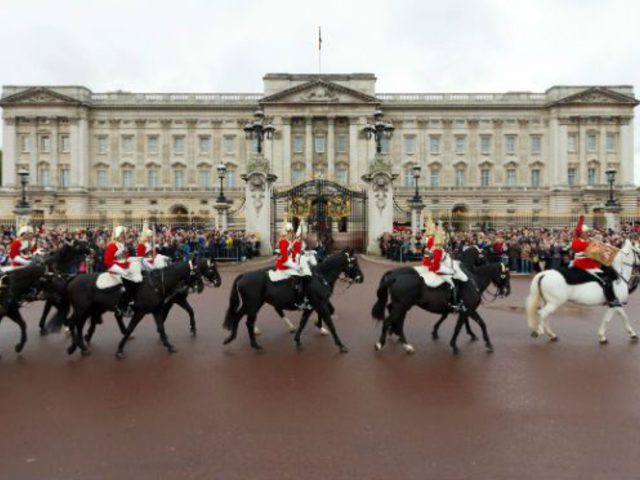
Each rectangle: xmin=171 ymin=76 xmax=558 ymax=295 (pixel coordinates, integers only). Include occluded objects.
xmin=449 ymin=284 xmax=466 ymax=313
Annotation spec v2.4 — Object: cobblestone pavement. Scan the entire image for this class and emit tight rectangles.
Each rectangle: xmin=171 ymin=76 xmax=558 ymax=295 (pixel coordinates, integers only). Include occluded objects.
xmin=1 ymin=257 xmax=639 ymax=480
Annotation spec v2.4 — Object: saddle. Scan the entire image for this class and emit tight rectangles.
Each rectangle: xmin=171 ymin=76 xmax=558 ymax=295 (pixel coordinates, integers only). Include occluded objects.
xmin=414 ymin=266 xmax=446 ymax=288
xmin=555 ymin=267 xmax=604 ymax=286
xmin=96 ymin=272 xmax=123 ymax=289
xmin=268 ymin=269 xmax=292 ymax=282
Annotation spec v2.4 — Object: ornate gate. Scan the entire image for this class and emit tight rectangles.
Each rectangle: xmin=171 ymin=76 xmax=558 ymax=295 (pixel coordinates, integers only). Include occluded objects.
xmin=271 ymin=179 xmax=367 ymax=252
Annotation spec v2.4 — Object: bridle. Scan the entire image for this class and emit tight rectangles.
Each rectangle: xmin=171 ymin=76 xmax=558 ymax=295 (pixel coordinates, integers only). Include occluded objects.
xmin=482 ymin=263 xmax=510 ymax=303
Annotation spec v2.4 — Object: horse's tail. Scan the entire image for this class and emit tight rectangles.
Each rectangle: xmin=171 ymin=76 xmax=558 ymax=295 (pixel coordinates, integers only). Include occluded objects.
xmin=372 ymin=271 xmax=393 ymax=321
xmin=526 ymin=272 xmax=545 ymax=333
xmin=223 ymin=274 xmax=243 ymax=331
xmin=45 ymin=293 xmax=70 ymax=334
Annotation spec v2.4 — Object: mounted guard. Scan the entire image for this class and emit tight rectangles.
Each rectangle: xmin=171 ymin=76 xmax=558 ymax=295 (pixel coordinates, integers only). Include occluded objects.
xmin=101 ymin=225 xmax=142 ymax=316
xmin=9 ymin=226 xmax=36 ymax=267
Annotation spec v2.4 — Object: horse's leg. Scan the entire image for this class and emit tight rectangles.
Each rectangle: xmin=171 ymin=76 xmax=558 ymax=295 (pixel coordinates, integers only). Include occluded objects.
xmin=223 ymin=305 xmax=245 ymax=345
xmin=375 ymin=306 xmax=394 ymax=351
xmin=276 ymin=307 xmax=296 ymax=334
xmin=39 ymin=300 xmax=53 ymax=335
xmin=175 ymin=297 xmax=197 ymax=335
xmin=468 ymin=310 xmax=494 ymax=353
xmin=293 ymin=310 xmax=313 ymax=349
xmin=536 ymin=302 xmax=559 ymax=341
xmin=615 ymin=307 xmax=639 ymax=342
xmin=316 ymin=304 xmax=334 ymax=335
xmin=317 ymin=305 xmax=348 ymax=353
xmin=115 ymin=310 xmax=129 ymax=336
xmin=7 ymin=308 xmax=27 ymax=353
xmin=246 ymin=312 xmax=262 ymax=350
xmin=394 ymin=311 xmax=415 ymax=354
xmin=153 ymin=310 xmax=177 ymax=353
xmin=449 ymin=313 xmax=466 ymax=355
xmin=431 ymin=314 xmax=448 ymax=340
xmin=66 ymin=311 xmax=81 ymax=355
xmin=597 ymin=307 xmax=616 ymax=344
xmin=84 ymin=315 xmax=97 ymax=343
xmin=116 ymin=312 xmax=145 ymax=359
xmin=75 ymin=313 xmax=91 ymax=356
xmin=464 ymin=316 xmax=478 ymax=341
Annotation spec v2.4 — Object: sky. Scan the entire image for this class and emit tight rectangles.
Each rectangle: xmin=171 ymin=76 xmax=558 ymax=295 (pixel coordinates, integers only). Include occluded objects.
xmin=1 ymin=0 xmax=639 ymax=181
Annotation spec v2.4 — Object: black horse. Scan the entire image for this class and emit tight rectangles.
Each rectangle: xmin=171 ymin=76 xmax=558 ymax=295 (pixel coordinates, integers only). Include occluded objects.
xmin=372 ymin=261 xmax=510 ymax=354
xmin=50 ymin=257 xmax=220 ymax=357
xmin=223 ymin=249 xmax=363 ymax=353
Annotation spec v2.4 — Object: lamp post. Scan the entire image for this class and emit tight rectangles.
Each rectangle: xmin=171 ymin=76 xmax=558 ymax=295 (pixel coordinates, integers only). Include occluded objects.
xmin=243 ymin=110 xmax=275 ymax=155
xmin=17 ymin=169 xmax=30 ymax=209
xmin=605 ymin=168 xmax=618 ymax=207
xmin=363 ymin=109 xmax=394 ymax=155
xmin=412 ymin=165 xmax=422 ymax=203
xmin=216 ymin=162 xmax=228 ymax=203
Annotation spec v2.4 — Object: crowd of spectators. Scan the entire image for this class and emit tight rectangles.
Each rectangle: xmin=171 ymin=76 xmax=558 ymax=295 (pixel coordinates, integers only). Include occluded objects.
xmin=379 ymin=222 xmax=640 ymax=274
xmin=0 ymin=225 xmax=261 ymax=271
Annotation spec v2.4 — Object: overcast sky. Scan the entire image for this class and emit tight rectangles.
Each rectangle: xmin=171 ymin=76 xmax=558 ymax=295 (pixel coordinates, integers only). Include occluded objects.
xmin=1 ymin=0 xmax=639 ymax=181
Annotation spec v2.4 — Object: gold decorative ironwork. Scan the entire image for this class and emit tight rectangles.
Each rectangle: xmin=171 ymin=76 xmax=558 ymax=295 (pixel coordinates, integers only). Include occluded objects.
xmin=327 ymin=195 xmax=351 ymax=219
xmin=288 ymin=196 xmax=311 ymax=218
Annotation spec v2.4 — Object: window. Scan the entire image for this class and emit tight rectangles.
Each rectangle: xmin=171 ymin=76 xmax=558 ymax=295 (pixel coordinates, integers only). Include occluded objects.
xmin=335 ymin=135 xmax=348 ymax=153
xmin=568 ymin=133 xmax=578 ymax=153
xmin=530 ymin=135 xmax=541 ymax=154
xmin=293 ymin=135 xmax=304 ymax=153
xmin=148 ymin=170 xmax=159 ymax=188
xmin=122 ymin=169 xmax=133 ymax=188
xmin=60 ymin=135 xmax=70 ymax=153
xmin=506 ymin=169 xmax=516 ymax=187
xmin=587 ymin=167 xmax=597 ymax=186
xmin=455 ymin=169 xmax=465 ymax=187
xmin=455 ymin=136 xmax=466 ymax=154
xmin=314 ymin=135 xmax=326 ymax=153
xmin=122 ymin=136 xmax=134 ymax=154
xmin=480 ymin=169 xmax=490 ymax=187
xmin=223 ymin=136 xmax=236 ymax=154
xmin=226 ymin=170 xmax=235 ymax=189
xmin=336 ymin=165 xmax=348 ymax=183
xmin=531 ymin=169 xmax=541 ymax=187
xmin=480 ymin=135 xmax=491 ymax=154
xmin=198 ymin=170 xmax=210 ymax=188
xmin=587 ymin=133 xmax=597 ymax=153
xmin=174 ymin=170 xmax=184 ymax=188
xmin=40 ymin=135 xmax=51 ymax=153
xmin=606 ymin=133 xmax=616 ymax=152
xmin=404 ymin=167 xmax=414 ymax=187
xmin=97 ymin=136 xmax=108 ymax=154
xmin=20 ymin=135 xmax=31 ymax=153
xmin=199 ymin=136 xmax=211 ymax=154
xmin=173 ymin=136 xmax=185 ymax=155
xmin=567 ymin=167 xmax=576 ymax=186
xmin=60 ymin=167 xmax=70 ymax=188
xmin=96 ymin=169 xmax=107 ymax=188
xmin=380 ymin=137 xmax=390 ymax=154
xmin=292 ymin=166 xmax=305 ymax=183
xmin=429 ymin=136 xmax=440 ymax=154
xmin=430 ymin=170 xmax=440 ymax=188
xmin=147 ymin=136 xmax=159 ymax=155
xmin=404 ymin=136 xmax=416 ymax=155
xmin=39 ymin=167 xmax=50 ymax=187
xmin=505 ymin=135 xmax=516 ymax=154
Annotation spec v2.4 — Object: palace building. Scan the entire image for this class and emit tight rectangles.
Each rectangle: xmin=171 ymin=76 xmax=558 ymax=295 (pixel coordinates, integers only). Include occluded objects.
xmin=1 ymin=73 xmax=638 ymax=228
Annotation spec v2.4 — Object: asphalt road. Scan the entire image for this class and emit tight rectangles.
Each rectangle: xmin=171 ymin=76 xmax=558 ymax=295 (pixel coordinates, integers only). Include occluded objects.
xmin=1 ymin=257 xmax=640 ymax=480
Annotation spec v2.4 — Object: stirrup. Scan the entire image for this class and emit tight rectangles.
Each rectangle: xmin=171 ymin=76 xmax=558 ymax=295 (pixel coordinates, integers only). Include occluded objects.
xmin=607 ymin=299 xmax=623 ymax=308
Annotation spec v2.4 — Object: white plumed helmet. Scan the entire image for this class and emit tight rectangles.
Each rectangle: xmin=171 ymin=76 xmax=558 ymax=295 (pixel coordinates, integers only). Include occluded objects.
xmin=18 ymin=225 xmax=33 ymax=236
xmin=114 ymin=225 xmax=127 ymax=238
xmin=582 ymin=224 xmax=591 ymax=233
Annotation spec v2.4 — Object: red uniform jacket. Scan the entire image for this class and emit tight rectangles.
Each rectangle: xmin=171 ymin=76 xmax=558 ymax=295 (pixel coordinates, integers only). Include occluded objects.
xmin=104 ymin=242 xmax=130 ymax=269
xmin=291 ymin=239 xmax=302 ymax=260
xmin=422 ymin=254 xmax=432 ymax=268
xmin=136 ymin=243 xmax=148 ymax=257
xmin=429 ymin=248 xmax=444 ymax=273
xmin=275 ymin=238 xmax=290 ymax=271
xmin=9 ymin=239 xmax=28 ymax=266
xmin=571 ymin=237 xmax=601 ymax=270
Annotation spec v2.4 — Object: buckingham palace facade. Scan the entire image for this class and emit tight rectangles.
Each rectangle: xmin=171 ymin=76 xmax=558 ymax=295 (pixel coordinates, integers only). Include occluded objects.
xmin=1 ymin=73 xmax=638 ymax=226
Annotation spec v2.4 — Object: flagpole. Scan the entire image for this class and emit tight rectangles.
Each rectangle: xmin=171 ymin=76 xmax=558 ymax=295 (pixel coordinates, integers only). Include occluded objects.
xmin=318 ymin=26 xmax=322 ymax=74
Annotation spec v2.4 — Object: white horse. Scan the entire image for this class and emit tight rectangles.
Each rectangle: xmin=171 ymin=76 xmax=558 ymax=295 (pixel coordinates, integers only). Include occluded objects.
xmin=526 ymin=239 xmax=640 ymax=344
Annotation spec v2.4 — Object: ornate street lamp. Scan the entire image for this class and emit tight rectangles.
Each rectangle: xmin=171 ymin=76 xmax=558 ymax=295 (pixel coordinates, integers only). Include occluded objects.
xmin=605 ymin=168 xmax=618 ymax=207
xmin=412 ymin=165 xmax=422 ymax=203
xmin=243 ymin=110 xmax=275 ymax=155
xmin=363 ymin=109 xmax=394 ymax=155
xmin=216 ymin=162 xmax=228 ymax=203
xmin=17 ymin=169 xmax=30 ymax=209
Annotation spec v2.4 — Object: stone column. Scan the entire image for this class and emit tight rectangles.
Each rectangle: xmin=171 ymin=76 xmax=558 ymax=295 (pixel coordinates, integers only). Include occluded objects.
xmin=362 ymin=156 xmax=397 ymax=255
xmin=305 ymin=117 xmax=313 ymax=178
xmin=281 ymin=117 xmax=292 ymax=185
xmin=620 ymin=119 xmax=634 ymax=186
xmin=30 ymin=118 xmax=38 ymax=182
xmin=214 ymin=202 xmax=230 ymax=231
xmin=160 ymin=119 xmax=172 ymax=186
xmin=2 ymin=116 xmax=17 ymax=187
xmin=348 ymin=117 xmax=359 ymax=185
xmin=242 ymin=154 xmax=277 ymax=255
xmin=578 ymin=119 xmax=587 ymax=186
xmin=69 ymin=117 xmax=80 ymax=187
xmin=409 ymin=198 xmax=425 ymax=235
xmin=50 ymin=117 xmax=59 ymax=188
xmin=186 ymin=118 xmax=198 ymax=186
xmin=327 ymin=116 xmax=335 ymax=179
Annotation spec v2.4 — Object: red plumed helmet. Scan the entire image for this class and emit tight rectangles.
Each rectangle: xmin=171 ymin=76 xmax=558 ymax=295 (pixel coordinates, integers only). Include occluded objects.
xmin=426 ymin=236 xmax=434 ymax=250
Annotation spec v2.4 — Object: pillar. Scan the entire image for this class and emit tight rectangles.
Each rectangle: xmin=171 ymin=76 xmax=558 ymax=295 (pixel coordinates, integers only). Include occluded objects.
xmin=243 ymin=154 xmax=277 ymax=255
xmin=2 ymin=116 xmax=17 ymax=187
xmin=327 ymin=116 xmax=335 ymax=179
xmin=305 ymin=117 xmax=313 ymax=178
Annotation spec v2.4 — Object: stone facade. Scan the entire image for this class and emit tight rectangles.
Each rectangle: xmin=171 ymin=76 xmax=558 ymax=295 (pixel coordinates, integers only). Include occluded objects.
xmin=1 ymin=73 xmax=638 ymax=225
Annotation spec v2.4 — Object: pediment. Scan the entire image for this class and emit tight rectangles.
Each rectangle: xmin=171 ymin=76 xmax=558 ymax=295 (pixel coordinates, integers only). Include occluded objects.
xmin=261 ymin=79 xmax=378 ymax=104
xmin=0 ymin=87 xmax=85 ymax=106
xmin=551 ymin=87 xmax=639 ymax=106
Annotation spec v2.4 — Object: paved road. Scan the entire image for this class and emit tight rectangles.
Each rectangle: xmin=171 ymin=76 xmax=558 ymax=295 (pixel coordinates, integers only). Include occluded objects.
xmin=1 ymin=258 xmax=640 ymax=480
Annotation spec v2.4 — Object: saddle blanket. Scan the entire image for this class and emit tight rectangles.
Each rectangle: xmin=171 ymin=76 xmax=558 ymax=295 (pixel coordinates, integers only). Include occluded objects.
xmin=268 ymin=269 xmax=291 ymax=282
xmin=555 ymin=267 xmax=603 ymax=285
xmin=96 ymin=273 xmax=123 ymax=289
xmin=0 ymin=266 xmax=18 ymax=274
xmin=414 ymin=266 xmax=445 ymax=288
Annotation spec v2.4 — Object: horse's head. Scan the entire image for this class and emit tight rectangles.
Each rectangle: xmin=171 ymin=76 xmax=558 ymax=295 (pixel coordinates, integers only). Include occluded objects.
xmin=196 ymin=257 xmax=222 ymax=289
xmin=617 ymin=239 xmax=640 ymax=291
xmin=492 ymin=262 xmax=511 ymax=297
xmin=342 ymin=248 xmax=364 ymax=284
xmin=461 ymin=246 xmax=487 ymax=269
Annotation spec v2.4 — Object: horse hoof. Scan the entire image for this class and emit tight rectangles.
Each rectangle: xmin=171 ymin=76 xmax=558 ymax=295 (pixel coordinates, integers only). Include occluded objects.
xmin=470 ymin=335 xmax=478 ymax=342
xmin=251 ymin=344 xmax=263 ymax=351
xmin=67 ymin=345 xmax=76 ymax=356
xmin=431 ymin=333 xmax=439 ymax=340
xmin=253 ymin=327 xmax=262 ymax=336
xmin=451 ymin=346 xmax=459 ymax=355
xmin=39 ymin=329 xmax=47 ymax=336
xmin=115 ymin=351 xmax=126 ymax=359
xmin=15 ymin=343 xmax=25 ymax=354
xmin=319 ymin=327 xmax=329 ymax=336
xmin=339 ymin=346 xmax=349 ymax=354
xmin=486 ymin=344 xmax=494 ymax=353
xmin=630 ymin=335 xmax=638 ymax=342
xmin=223 ymin=337 xmax=234 ymax=345
xmin=549 ymin=336 xmax=559 ymax=342
xmin=167 ymin=346 xmax=177 ymax=354
xmin=84 ymin=336 xmax=91 ymax=344
xmin=81 ymin=349 xmax=91 ymax=357
xmin=288 ymin=327 xmax=297 ymax=334
xmin=599 ymin=338 xmax=608 ymax=345
xmin=403 ymin=344 xmax=416 ymax=354
xmin=374 ymin=342 xmax=383 ymax=351
xmin=530 ymin=331 xmax=539 ymax=338
xmin=190 ymin=328 xmax=197 ymax=336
